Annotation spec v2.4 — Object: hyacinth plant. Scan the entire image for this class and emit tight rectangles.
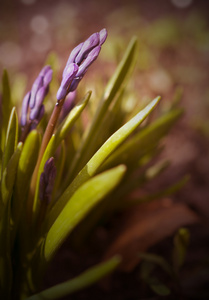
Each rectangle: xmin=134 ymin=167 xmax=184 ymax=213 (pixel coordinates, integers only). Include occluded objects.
xmin=0 ymin=28 xmax=184 ymax=300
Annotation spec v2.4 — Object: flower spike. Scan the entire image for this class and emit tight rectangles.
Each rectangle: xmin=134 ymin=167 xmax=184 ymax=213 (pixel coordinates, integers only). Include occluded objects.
xmin=20 ymin=65 xmax=53 ymax=136
xmin=56 ymin=28 xmax=107 ymax=101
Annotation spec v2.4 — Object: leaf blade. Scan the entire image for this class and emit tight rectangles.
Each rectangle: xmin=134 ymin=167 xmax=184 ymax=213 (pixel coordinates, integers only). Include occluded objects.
xmin=44 ymin=165 xmax=126 ymax=262
xmin=26 ymin=256 xmax=121 ymax=300
xmin=47 ymin=96 xmax=160 ymax=229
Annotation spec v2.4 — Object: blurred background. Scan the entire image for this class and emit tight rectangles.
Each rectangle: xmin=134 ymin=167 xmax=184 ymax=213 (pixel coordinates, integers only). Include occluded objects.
xmin=1 ymin=0 xmax=209 ymax=298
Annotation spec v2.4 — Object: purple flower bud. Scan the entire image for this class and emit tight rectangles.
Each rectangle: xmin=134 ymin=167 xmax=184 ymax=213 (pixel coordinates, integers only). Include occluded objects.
xmin=76 ymin=46 xmax=101 ymax=77
xmin=20 ymin=92 xmax=31 ymax=126
xmin=30 ymin=105 xmax=45 ymax=130
xmin=75 ymin=32 xmax=100 ymax=65
xmin=21 ymin=65 xmax=53 ymax=131
xmin=57 ymin=29 xmax=107 ymax=99
xmin=29 ymin=86 xmax=47 ymax=121
xmin=68 ymin=78 xmax=80 ymax=92
xmin=29 ymin=76 xmax=44 ymax=109
xmin=43 ymin=68 xmax=53 ymax=86
xmin=99 ymin=28 xmax=108 ymax=45
xmin=64 ymin=42 xmax=84 ymax=71
xmin=39 ymin=157 xmax=56 ymax=204
xmin=60 ymin=91 xmax=76 ymax=121
xmin=56 ymin=63 xmax=78 ymax=101
xmin=39 ymin=65 xmax=52 ymax=76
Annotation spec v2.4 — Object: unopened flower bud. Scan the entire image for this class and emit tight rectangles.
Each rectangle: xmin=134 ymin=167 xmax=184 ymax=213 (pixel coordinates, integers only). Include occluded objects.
xmin=20 ymin=65 xmax=53 ymax=131
xmin=57 ymin=29 xmax=107 ymax=100
xmin=39 ymin=157 xmax=56 ymax=204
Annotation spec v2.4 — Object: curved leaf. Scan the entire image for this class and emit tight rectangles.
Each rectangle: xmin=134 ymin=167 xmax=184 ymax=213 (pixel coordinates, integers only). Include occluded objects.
xmin=1 ymin=107 xmax=18 ymax=173
xmin=1 ymin=69 xmax=12 ymax=151
xmin=1 ymin=142 xmax=22 ymax=205
xmin=12 ymin=130 xmax=41 ymax=233
xmin=100 ymin=108 xmax=183 ymax=171
xmin=47 ymin=96 xmax=160 ymax=229
xmin=26 ymin=256 xmax=121 ymax=300
xmin=43 ymin=165 xmax=126 ymax=262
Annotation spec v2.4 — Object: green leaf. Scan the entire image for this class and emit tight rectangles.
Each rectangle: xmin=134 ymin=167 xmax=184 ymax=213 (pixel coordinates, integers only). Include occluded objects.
xmin=55 ymin=91 xmax=91 ymax=145
xmin=0 ymin=143 xmax=22 ymax=290
xmin=43 ymin=165 xmax=126 ymax=262
xmin=26 ymin=256 xmax=121 ymax=300
xmin=149 ymin=280 xmax=171 ymax=296
xmin=138 ymin=175 xmax=189 ymax=203
xmin=1 ymin=107 xmax=18 ymax=174
xmin=139 ymin=253 xmax=173 ymax=276
xmin=1 ymin=142 xmax=22 ymax=205
xmin=69 ymin=37 xmax=139 ymax=178
xmin=140 ymin=259 xmax=171 ymax=296
xmin=172 ymin=227 xmax=190 ymax=272
xmin=1 ymin=70 xmax=12 ymax=151
xmin=12 ymin=130 xmax=41 ymax=234
xmin=100 ymin=108 xmax=183 ymax=171
xmin=47 ymin=96 xmax=160 ymax=229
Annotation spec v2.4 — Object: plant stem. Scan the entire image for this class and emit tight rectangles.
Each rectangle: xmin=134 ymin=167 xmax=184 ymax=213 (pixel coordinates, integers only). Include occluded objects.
xmin=27 ymin=98 xmax=65 ymax=221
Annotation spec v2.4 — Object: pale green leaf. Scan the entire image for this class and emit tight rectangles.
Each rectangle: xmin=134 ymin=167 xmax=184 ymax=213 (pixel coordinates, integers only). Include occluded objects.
xmin=1 ymin=69 xmax=12 ymax=150
xmin=47 ymin=97 xmax=160 ymax=229
xmin=1 ymin=142 xmax=22 ymax=205
xmin=100 ymin=108 xmax=183 ymax=171
xmin=172 ymin=227 xmax=190 ymax=272
xmin=26 ymin=256 xmax=121 ymax=300
xmin=1 ymin=107 xmax=18 ymax=173
xmin=12 ymin=130 xmax=41 ymax=232
xmin=55 ymin=91 xmax=91 ymax=145
xmin=43 ymin=165 xmax=126 ymax=262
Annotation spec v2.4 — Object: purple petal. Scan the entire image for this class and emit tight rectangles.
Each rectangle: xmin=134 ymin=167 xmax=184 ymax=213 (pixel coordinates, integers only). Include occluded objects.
xmin=30 ymin=75 xmax=43 ymax=109
xmin=36 ymin=104 xmax=45 ymax=122
xmin=69 ymin=79 xmax=80 ymax=92
xmin=65 ymin=42 xmax=83 ymax=68
xmin=20 ymin=91 xmax=31 ymax=126
xmin=30 ymin=105 xmax=45 ymax=130
xmin=57 ymin=63 xmax=78 ymax=100
xmin=39 ymin=65 xmax=52 ymax=76
xmin=69 ymin=78 xmax=81 ymax=92
xmin=29 ymin=86 xmax=47 ymax=121
xmin=60 ymin=91 xmax=76 ymax=121
xmin=56 ymin=86 xmax=68 ymax=102
xmin=43 ymin=68 xmax=53 ymax=86
xmin=75 ymin=32 xmax=100 ymax=64
xmin=76 ymin=45 xmax=101 ymax=77
xmin=99 ymin=28 xmax=108 ymax=45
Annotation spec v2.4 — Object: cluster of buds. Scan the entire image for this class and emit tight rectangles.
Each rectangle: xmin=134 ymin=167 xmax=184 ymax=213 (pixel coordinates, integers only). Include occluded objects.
xmin=20 ymin=65 xmax=53 ymax=130
xmin=56 ymin=28 xmax=107 ymax=101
